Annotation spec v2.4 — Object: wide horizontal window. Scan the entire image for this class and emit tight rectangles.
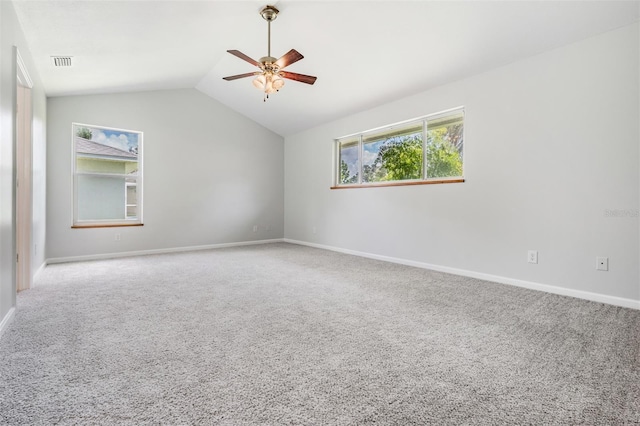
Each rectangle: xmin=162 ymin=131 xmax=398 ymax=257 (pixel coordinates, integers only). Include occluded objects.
xmin=335 ymin=108 xmax=464 ymax=187
xmin=72 ymin=123 xmax=143 ymax=227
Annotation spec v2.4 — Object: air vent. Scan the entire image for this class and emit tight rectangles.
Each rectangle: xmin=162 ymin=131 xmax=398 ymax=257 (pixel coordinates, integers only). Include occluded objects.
xmin=51 ymin=56 xmax=73 ymax=67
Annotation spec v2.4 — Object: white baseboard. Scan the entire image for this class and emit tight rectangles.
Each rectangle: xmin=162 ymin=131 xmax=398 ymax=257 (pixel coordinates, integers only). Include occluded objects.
xmin=46 ymin=238 xmax=285 ymax=265
xmin=0 ymin=307 xmax=16 ymax=340
xmin=284 ymin=239 xmax=640 ymax=310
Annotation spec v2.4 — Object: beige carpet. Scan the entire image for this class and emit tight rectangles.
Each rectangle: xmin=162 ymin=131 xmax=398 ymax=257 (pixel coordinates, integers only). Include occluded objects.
xmin=0 ymin=243 xmax=638 ymax=425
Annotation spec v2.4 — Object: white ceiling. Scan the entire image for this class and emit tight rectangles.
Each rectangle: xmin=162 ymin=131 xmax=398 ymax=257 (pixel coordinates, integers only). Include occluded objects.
xmin=13 ymin=1 xmax=640 ymax=136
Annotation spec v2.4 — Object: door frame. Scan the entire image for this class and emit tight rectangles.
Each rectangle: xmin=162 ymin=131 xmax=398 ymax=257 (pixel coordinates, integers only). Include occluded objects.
xmin=15 ymin=47 xmax=33 ymax=292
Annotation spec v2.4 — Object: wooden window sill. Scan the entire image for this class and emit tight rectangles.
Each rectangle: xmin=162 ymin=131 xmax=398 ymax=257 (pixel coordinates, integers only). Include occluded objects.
xmin=330 ymin=178 xmax=464 ymax=189
xmin=72 ymin=223 xmax=144 ymax=229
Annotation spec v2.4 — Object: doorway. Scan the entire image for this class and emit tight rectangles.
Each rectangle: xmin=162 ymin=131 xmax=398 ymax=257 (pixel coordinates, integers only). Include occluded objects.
xmin=16 ymin=49 xmax=33 ymax=292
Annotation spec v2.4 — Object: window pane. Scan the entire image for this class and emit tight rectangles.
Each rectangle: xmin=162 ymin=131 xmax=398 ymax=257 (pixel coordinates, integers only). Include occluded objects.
xmin=338 ymin=139 xmax=359 ymax=184
xmin=426 ymin=112 xmax=464 ymax=178
xmin=334 ymin=108 xmax=464 ymax=187
xmin=77 ymin=175 xmax=126 ymax=221
xmin=362 ymin=123 xmax=423 ymax=182
xmin=73 ymin=123 xmax=142 ymax=224
xmin=126 ymin=205 xmax=137 ymax=219
xmin=126 ymin=182 xmax=138 ymax=220
xmin=77 ymin=158 xmax=129 ymax=174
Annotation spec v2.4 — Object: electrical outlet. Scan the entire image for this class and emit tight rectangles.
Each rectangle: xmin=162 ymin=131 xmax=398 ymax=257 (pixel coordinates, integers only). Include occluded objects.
xmin=528 ymin=250 xmax=538 ymax=264
xmin=312 ymin=226 xmax=317 ymax=234
xmin=252 ymin=225 xmax=258 ymax=232
xmin=266 ymin=224 xmax=272 ymax=231
xmin=596 ymin=257 xmax=609 ymax=271
xmin=115 ymin=233 xmax=121 ymax=241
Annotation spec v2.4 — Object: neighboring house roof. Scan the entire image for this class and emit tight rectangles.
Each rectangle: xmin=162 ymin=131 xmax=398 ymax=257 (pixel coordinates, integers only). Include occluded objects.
xmin=76 ymin=137 xmax=137 ymax=160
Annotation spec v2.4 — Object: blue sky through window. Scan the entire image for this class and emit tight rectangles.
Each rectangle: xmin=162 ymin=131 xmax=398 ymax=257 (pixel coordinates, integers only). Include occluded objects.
xmin=76 ymin=124 xmax=139 ymax=154
xmin=341 ymin=140 xmax=386 ymax=176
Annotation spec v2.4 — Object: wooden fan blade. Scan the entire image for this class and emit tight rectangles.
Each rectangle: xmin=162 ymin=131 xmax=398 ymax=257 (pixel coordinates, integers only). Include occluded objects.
xmin=227 ymin=50 xmax=260 ymax=67
xmin=280 ymin=71 xmax=317 ymax=85
xmin=275 ymin=49 xmax=304 ymax=69
xmin=223 ymin=72 xmax=260 ymax=81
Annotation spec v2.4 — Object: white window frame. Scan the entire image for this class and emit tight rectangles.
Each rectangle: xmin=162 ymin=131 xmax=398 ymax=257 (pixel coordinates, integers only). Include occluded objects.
xmin=72 ymin=123 xmax=144 ymax=228
xmin=125 ymin=181 xmax=137 ymax=219
xmin=333 ymin=106 xmax=464 ymax=188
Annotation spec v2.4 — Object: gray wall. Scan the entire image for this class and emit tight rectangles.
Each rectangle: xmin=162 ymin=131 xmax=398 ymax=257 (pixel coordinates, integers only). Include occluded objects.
xmin=0 ymin=0 xmax=47 ymax=328
xmin=47 ymin=89 xmax=284 ymax=259
xmin=284 ymin=23 xmax=640 ymax=304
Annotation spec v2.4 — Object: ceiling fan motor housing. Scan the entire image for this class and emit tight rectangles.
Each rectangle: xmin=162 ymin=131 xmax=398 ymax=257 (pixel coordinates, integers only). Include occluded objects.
xmin=260 ymin=56 xmax=278 ymax=69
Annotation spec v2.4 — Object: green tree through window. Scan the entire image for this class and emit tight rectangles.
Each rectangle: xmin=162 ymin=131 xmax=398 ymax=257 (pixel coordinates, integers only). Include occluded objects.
xmin=340 ymin=160 xmax=358 ymax=184
xmin=336 ymin=109 xmax=463 ymax=185
xmin=336 ymin=110 xmax=463 ymax=185
xmin=76 ymin=127 xmax=92 ymax=139
xmin=377 ymin=135 xmax=423 ymax=181
xmin=426 ymin=123 xmax=463 ymax=178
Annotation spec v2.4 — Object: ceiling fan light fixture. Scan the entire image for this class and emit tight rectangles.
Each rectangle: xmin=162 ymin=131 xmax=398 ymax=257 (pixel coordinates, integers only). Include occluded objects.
xmin=252 ymin=74 xmax=266 ymax=90
xmin=264 ymin=74 xmax=275 ymax=94
xmin=264 ymin=73 xmax=280 ymax=94
xmin=272 ymin=74 xmax=285 ymax=91
xmin=222 ymin=4 xmax=317 ymax=101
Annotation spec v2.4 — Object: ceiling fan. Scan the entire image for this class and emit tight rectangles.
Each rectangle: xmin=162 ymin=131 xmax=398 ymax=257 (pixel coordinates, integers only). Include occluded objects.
xmin=222 ymin=5 xmax=317 ymax=101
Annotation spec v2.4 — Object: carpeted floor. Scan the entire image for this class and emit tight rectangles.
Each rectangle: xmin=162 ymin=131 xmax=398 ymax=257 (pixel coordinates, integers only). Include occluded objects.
xmin=0 ymin=243 xmax=638 ymax=425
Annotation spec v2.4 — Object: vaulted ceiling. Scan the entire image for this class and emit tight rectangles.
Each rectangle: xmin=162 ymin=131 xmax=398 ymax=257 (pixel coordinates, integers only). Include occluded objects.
xmin=13 ymin=1 xmax=640 ymax=136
